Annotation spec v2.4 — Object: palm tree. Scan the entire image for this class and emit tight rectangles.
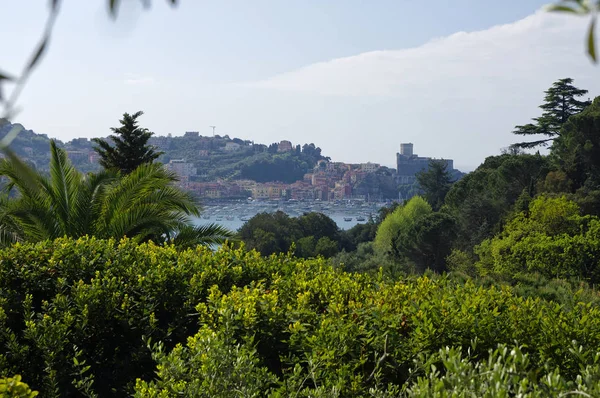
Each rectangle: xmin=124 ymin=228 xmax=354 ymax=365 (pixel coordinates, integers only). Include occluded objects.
xmin=0 ymin=141 xmax=233 ymax=247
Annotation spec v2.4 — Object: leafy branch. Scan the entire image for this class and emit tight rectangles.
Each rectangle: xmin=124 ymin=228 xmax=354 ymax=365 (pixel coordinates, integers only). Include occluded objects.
xmin=548 ymin=0 xmax=600 ymax=62
xmin=0 ymin=0 xmax=61 ymax=125
xmin=0 ymin=0 xmax=178 ymax=128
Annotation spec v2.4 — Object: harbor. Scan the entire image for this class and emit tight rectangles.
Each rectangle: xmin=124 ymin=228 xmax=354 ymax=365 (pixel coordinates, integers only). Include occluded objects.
xmin=193 ymin=199 xmax=386 ymax=231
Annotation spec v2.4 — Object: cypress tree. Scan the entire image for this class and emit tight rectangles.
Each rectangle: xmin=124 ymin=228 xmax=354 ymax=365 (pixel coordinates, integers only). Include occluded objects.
xmin=93 ymin=111 xmax=162 ymax=174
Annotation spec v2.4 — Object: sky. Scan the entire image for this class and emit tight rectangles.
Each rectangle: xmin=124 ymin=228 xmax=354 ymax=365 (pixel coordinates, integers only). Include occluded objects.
xmin=3 ymin=0 xmax=600 ymax=171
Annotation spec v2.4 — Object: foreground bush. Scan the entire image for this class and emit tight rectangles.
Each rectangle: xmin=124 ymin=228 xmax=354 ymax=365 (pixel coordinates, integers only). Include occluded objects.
xmin=0 ymin=237 xmax=280 ymax=397
xmin=0 ymin=375 xmax=38 ymax=397
xmin=476 ymin=196 xmax=600 ymax=283
xmin=0 ymin=237 xmax=600 ymax=396
xmin=407 ymin=345 xmax=600 ymax=397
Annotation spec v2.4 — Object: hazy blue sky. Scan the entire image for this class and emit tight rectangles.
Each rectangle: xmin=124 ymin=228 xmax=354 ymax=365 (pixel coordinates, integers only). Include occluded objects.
xmin=3 ymin=0 xmax=599 ymax=170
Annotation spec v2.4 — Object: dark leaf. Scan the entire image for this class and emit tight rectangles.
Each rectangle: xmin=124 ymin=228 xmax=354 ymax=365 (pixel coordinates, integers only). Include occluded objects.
xmin=109 ymin=0 xmax=119 ymax=17
xmin=27 ymin=38 xmax=48 ymax=72
xmin=0 ymin=71 xmax=14 ymax=82
xmin=0 ymin=124 xmax=23 ymax=149
xmin=547 ymin=5 xmax=580 ymax=13
xmin=588 ymin=17 xmax=597 ymax=62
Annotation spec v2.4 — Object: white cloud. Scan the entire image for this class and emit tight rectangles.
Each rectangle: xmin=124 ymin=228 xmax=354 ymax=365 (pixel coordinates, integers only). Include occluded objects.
xmin=247 ymin=10 xmax=593 ymax=98
xmin=124 ymin=74 xmax=155 ymax=85
xmin=236 ymin=10 xmax=600 ymax=169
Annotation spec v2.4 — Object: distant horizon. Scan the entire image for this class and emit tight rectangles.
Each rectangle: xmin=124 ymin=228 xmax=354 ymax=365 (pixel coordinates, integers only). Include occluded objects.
xmin=6 ymin=120 xmax=477 ymax=173
xmin=5 ymin=1 xmax=584 ymax=173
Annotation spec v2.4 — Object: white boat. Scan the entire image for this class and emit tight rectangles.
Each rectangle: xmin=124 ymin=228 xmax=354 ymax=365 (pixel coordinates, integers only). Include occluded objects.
xmin=344 ymin=217 xmax=353 ymax=222
xmin=356 ymin=216 xmax=366 ymax=222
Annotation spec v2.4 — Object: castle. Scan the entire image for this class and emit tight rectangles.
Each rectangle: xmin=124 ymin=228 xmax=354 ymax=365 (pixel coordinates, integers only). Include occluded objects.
xmin=396 ymin=143 xmax=455 ymax=184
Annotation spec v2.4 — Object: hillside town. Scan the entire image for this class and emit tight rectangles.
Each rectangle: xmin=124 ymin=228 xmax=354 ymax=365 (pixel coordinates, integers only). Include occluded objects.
xmin=161 ymin=140 xmax=461 ymax=201
xmin=0 ymin=123 xmax=462 ymax=202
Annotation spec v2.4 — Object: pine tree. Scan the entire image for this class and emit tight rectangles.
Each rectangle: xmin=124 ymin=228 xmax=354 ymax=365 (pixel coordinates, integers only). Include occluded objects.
xmin=512 ymin=78 xmax=590 ymax=149
xmin=416 ymin=160 xmax=453 ymax=211
xmin=93 ymin=111 xmax=162 ymax=174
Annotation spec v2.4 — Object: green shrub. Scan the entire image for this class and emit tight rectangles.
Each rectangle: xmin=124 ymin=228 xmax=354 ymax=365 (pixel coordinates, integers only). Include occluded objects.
xmin=165 ymin=264 xmax=600 ymax=396
xmin=0 ymin=375 xmax=38 ymax=397
xmin=134 ymin=326 xmax=276 ymax=397
xmin=407 ymin=344 xmax=600 ymax=397
xmin=0 ymin=237 xmax=599 ymax=396
xmin=0 ymin=237 xmax=284 ymax=397
xmin=475 ymin=196 xmax=600 ymax=282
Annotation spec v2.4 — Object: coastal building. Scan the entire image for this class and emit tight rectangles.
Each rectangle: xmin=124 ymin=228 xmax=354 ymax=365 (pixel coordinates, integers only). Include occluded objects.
xmin=360 ymin=162 xmax=380 ymax=173
xmin=224 ymin=142 xmax=242 ymax=152
xmin=396 ymin=143 xmax=454 ymax=184
xmin=166 ymin=159 xmax=197 ymax=182
xmin=149 ymin=136 xmax=171 ymax=150
xmin=333 ymin=182 xmax=352 ymax=200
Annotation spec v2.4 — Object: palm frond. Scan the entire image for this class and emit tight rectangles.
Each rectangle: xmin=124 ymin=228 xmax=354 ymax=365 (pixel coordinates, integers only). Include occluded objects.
xmin=47 ymin=141 xmax=85 ymax=236
xmin=0 ymin=194 xmax=22 ymax=247
xmin=0 ymin=154 xmax=41 ymax=198
xmin=172 ymin=223 xmax=236 ymax=250
xmin=96 ymin=163 xmax=200 ymax=238
xmin=77 ymin=169 xmax=118 ymax=237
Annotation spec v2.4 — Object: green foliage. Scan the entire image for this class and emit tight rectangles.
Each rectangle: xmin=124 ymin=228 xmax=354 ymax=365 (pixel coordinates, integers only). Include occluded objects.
xmin=445 ymin=153 xmax=550 ymax=251
xmin=238 ymin=211 xmax=302 ymax=256
xmin=393 ymin=211 xmax=457 ymax=273
xmin=0 ymin=124 xmax=55 ymax=169
xmin=314 ymin=236 xmax=339 ymax=258
xmin=332 ymin=241 xmax=401 ymax=277
xmin=549 ymin=1 xmax=600 ymax=62
xmin=142 ymin=259 xmax=600 ymax=396
xmin=0 ymin=375 xmax=39 ymax=397
xmin=416 ymin=159 xmax=453 ymax=211
xmin=407 ymin=344 xmax=600 ymax=397
xmin=1 ymin=237 xmax=600 ymax=396
xmin=475 ymin=196 xmax=600 ymax=282
xmin=0 ymin=237 xmax=280 ymax=396
xmin=374 ymin=196 xmax=432 ymax=255
xmin=134 ymin=326 xmax=276 ymax=397
xmin=353 ymin=168 xmax=401 ymax=200
xmin=552 ymin=96 xmax=600 ymax=206
xmin=0 ymin=141 xmax=232 ymax=247
xmin=163 ymin=139 xmax=328 ymax=184
xmin=512 ymin=78 xmax=590 ymax=149
xmin=228 ymin=143 xmax=324 ymax=183
xmin=446 ymin=249 xmax=477 ymax=276
xmin=93 ymin=111 xmax=162 ymax=175
xmin=238 ymin=211 xmax=340 ymax=258
xmin=338 ymin=219 xmax=378 ymax=252
xmin=240 ymin=154 xmax=311 ymax=183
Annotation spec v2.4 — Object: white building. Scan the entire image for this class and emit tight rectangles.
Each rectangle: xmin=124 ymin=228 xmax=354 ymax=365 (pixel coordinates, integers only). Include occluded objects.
xmin=166 ymin=159 xmax=197 ymax=179
xmin=224 ymin=142 xmax=242 ymax=152
xmin=360 ymin=162 xmax=380 ymax=173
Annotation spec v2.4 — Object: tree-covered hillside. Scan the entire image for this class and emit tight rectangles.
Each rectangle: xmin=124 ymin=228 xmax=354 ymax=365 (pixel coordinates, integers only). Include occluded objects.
xmin=0 ymin=123 xmax=57 ymax=170
xmin=158 ymin=136 xmax=327 ymax=183
xmin=0 ymin=125 xmax=329 ymax=183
